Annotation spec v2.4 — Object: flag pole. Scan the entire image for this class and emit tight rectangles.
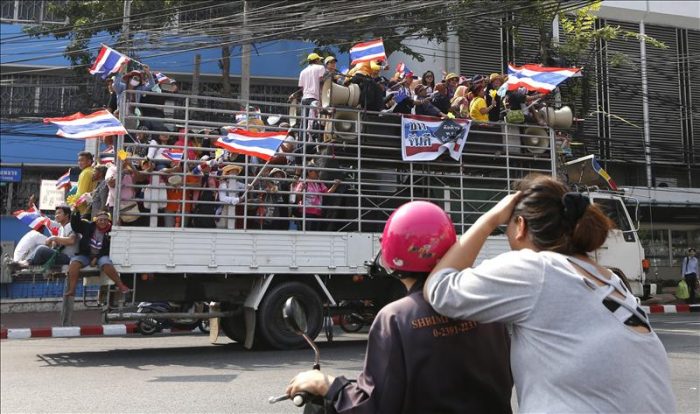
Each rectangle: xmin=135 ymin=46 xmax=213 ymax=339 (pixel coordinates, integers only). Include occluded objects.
xmin=240 ymin=157 xmax=273 ymax=200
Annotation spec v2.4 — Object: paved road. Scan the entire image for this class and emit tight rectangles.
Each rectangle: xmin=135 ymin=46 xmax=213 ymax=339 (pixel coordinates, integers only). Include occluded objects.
xmin=1 ymin=315 xmax=698 ymax=413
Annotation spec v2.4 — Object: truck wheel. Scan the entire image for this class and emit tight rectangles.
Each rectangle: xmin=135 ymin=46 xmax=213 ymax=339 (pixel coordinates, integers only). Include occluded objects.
xmin=219 ymin=304 xmax=246 ymax=344
xmin=256 ymin=282 xmax=323 ymax=350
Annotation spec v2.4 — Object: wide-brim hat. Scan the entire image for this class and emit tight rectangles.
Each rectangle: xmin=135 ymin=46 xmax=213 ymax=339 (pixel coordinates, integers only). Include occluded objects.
xmin=221 ymin=164 xmax=243 ymax=175
xmin=236 ymin=118 xmax=265 ymax=132
xmin=489 ymin=73 xmax=503 ymax=83
xmin=269 ymin=168 xmax=287 ymax=178
xmin=167 ymin=175 xmax=183 ymax=186
xmin=445 ymin=72 xmax=459 ymax=81
xmin=122 ymin=70 xmax=142 ymax=82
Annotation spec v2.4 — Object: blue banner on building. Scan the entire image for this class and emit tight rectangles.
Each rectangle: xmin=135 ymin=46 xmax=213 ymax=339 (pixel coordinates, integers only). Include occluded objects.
xmin=0 ymin=167 xmax=22 ymax=182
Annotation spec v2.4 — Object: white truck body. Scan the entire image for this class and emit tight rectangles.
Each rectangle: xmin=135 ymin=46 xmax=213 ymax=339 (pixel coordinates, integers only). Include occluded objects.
xmin=102 ymin=92 xmax=648 ymax=349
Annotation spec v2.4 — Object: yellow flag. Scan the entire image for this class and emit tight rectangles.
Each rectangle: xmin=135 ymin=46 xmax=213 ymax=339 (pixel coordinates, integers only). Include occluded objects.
xmin=117 ymin=149 xmax=129 ymax=161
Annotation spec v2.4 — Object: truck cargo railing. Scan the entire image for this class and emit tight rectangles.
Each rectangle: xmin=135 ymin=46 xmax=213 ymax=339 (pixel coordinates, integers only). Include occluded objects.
xmin=111 ymin=90 xmax=557 ymax=234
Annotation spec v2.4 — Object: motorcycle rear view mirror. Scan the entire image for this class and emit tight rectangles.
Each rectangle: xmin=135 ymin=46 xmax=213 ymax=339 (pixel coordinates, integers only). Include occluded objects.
xmin=283 ymin=297 xmax=307 ymax=336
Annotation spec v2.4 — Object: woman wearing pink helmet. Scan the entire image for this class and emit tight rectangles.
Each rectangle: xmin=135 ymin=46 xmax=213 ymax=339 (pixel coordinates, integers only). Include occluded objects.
xmin=286 ymin=201 xmax=513 ymax=413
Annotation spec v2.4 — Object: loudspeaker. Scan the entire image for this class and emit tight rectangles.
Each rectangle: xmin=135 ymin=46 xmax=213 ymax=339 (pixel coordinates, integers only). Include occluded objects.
xmin=539 ymin=106 xmax=573 ymax=129
xmin=321 ymin=79 xmax=360 ymax=108
xmin=522 ymin=127 xmax=549 ymax=154
xmin=326 ymin=110 xmax=360 ymax=142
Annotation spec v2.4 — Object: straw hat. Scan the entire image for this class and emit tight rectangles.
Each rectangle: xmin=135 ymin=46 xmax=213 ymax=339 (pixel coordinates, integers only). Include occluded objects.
xmin=221 ymin=164 xmax=243 ymax=175
xmin=167 ymin=175 xmax=183 ymax=186
xmin=269 ymin=168 xmax=287 ymax=178
xmin=122 ymin=70 xmax=142 ymax=82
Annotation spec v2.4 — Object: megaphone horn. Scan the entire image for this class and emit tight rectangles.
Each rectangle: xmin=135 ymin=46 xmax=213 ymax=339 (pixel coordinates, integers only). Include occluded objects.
xmin=541 ymin=105 xmax=573 ymax=129
xmin=329 ymin=110 xmax=359 ymax=142
xmin=522 ymin=127 xmax=549 ymax=154
xmin=321 ymin=79 xmax=361 ymax=108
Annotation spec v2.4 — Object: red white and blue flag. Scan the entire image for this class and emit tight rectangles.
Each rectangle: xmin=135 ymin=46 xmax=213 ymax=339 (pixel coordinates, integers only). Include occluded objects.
xmin=89 ymin=45 xmax=130 ymax=80
xmin=395 ymin=62 xmax=412 ymax=77
xmin=56 ymin=170 xmax=71 ymax=190
xmin=349 ymin=39 xmax=386 ymax=65
xmin=501 ymin=63 xmax=581 ymax=95
xmin=163 ymin=150 xmax=184 ymax=162
xmin=99 ymin=146 xmax=115 ymax=164
xmin=154 ymin=72 xmax=175 ymax=84
xmin=214 ymin=129 xmax=286 ymax=161
xmin=13 ymin=206 xmax=49 ymax=231
xmin=43 ymin=110 xmax=128 ymax=139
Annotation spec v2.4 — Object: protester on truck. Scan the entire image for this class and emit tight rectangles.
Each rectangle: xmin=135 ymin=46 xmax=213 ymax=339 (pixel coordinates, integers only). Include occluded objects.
xmin=444 ymin=72 xmax=460 ymax=99
xmin=292 ymin=160 xmax=340 ymax=231
xmin=13 ymin=206 xmax=78 ymax=268
xmin=449 ymin=85 xmax=470 ymax=118
xmin=430 ymin=83 xmax=451 ymax=115
xmin=414 ymin=85 xmax=447 ymax=118
xmin=189 ymin=157 xmax=220 ymax=229
xmin=504 ymin=86 xmax=546 ymax=126
xmin=75 ymin=151 xmax=96 ymax=219
xmin=90 ymin=165 xmax=109 ymax=219
xmin=291 ymin=53 xmax=326 ymax=106
xmin=256 ymin=168 xmax=289 ymax=230
xmin=7 ymin=225 xmax=48 ymax=266
xmin=105 ymin=75 xmax=117 ymax=113
xmin=286 ymin=201 xmax=513 ymax=413
xmin=469 ymin=85 xmax=495 ymax=122
xmin=217 ymin=164 xmax=247 ymax=229
xmin=485 ymin=73 xmax=504 ymax=122
xmin=420 ymin=70 xmax=436 ymax=94
xmin=64 ymin=209 xmax=130 ymax=297
xmin=424 ymin=174 xmax=676 ymax=413
xmin=387 ymin=72 xmax=415 ymax=115
xmin=147 ymin=131 xmax=174 ymax=170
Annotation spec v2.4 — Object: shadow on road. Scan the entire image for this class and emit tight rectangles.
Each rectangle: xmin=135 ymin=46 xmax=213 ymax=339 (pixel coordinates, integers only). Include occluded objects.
xmin=35 ymin=339 xmax=368 ymax=371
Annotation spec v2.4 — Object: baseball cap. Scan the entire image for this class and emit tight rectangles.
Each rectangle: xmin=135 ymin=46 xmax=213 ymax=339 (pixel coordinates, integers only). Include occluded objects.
xmin=307 ymin=52 xmax=322 ymax=62
xmin=324 ymin=56 xmax=337 ymax=64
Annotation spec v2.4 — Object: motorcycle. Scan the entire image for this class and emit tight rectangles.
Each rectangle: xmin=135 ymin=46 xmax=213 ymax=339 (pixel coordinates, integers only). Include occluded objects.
xmin=338 ymin=300 xmax=376 ymax=333
xmin=136 ymin=301 xmax=210 ymax=335
xmin=268 ymin=297 xmax=328 ymax=414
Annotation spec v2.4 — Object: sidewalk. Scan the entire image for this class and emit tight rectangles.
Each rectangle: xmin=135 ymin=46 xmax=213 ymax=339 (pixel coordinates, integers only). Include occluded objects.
xmin=0 ymin=309 xmax=105 ymax=330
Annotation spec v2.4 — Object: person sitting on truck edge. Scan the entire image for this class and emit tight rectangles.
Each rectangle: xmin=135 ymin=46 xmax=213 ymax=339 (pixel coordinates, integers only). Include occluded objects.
xmin=286 ymin=201 xmax=513 ymax=413
xmin=293 ymin=160 xmax=340 ymax=231
xmin=64 ymin=209 xmax=130 ymax=297
xmin=424 ymin=174 xmax=676 ymax=413
xmin=681 ymin=247 xmax=698 ymax=304
xmin=14 ymin=205 xmax=78 ymax=268
xmin=75 ymin=151 xmax=96 ymax=219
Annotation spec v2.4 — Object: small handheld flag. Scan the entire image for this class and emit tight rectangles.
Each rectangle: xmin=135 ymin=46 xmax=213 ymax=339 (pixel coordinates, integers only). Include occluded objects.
xmin=43 ymin=110 xmax=128 ymax=139
xmin=163 ymin=150 xmax=184 ymax=162
xmin=154 ymin=72 xmax=175 ymax=84
xmin=56 ymin=170 xmax=71 ymax=190
xmin=349 ymin=39 xmax=386 ymax=66
xmin=214 ymin=129 xmax=287 ymax=161
xmin=99 ymin=145 xmax=115 ymax=164
xmin=89 ymin=45 xmax=130 ymax=80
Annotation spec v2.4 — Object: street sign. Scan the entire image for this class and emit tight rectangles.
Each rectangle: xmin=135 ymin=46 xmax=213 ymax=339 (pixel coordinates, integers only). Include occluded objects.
xmin=39 ymin=180 xmax=68 ymax=211
xmin=0 ymin=167 xmax=22 ymax=182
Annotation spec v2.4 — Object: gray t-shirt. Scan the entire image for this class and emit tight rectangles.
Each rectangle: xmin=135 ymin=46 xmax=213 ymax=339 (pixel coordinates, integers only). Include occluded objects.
xmin=426 ymin=249 xmax=676 ymax=413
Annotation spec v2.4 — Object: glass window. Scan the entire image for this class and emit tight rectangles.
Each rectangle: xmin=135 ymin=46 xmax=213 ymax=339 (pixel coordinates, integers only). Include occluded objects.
xmin=594 ymin=198 xmax=635 ymax=242
xmin=639 ymin=229 xmax=670 ymax=267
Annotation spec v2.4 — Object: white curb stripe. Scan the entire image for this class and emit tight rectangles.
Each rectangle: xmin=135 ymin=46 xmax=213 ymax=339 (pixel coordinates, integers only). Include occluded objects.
xmin=7 ymin=329 xmax=31 ymax=339
xmin=641 ymin=306 xmax=650 ymax=313
xmin=102 ymin=324 xmax=127 ymax=336
xmin=663 ymin=305 xmax=677 ymax=314
xmin=52 ymin=327 xmax=81 ymax=337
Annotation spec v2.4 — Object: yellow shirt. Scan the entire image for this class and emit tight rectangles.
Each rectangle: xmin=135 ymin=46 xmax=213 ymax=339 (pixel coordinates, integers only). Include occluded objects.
xmin=76 ymin=166 xmax=96 ymax=215
xmin=469 ymin=97 xmax=489 ymax=122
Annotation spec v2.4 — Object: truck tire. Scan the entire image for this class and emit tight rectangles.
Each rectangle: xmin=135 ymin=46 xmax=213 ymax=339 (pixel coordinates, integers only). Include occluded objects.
xmin=256 ymin=281 xmax=323 ymax=350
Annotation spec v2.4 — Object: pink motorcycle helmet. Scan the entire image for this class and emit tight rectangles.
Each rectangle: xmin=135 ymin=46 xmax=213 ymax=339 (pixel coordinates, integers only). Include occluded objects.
xmin=380 ymin=201 xmax=457 ymax=273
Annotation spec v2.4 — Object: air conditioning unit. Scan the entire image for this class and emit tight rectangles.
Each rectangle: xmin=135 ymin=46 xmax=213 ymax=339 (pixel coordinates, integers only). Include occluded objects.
xmin=655 ymin=177 xmax=677 ymax=188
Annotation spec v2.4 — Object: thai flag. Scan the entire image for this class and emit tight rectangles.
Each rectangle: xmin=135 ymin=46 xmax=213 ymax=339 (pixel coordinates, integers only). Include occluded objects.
xmin=214 ymin=129 xmax=286 ymax=161
xmin=503 ymin=63 xmax=581 ymax=95
xmin=89 ymin=45 xmax=130 ymax=80
xmin=163 ymin=150 xmax=184 ymax=161
xmin=99 ymin=145 xmax=115 ymax=164
xmin=154 ymin=72 xmax=175 ymax=84
xmin=43 ymin=109 xmax=128 ymax=139
xmin=56 ymin=170 xmax=71 ymax=190
xmin=13 ymin=207 xmax=49 ymax=231
xmin=349 ymin=39 xmax=386 ymax=65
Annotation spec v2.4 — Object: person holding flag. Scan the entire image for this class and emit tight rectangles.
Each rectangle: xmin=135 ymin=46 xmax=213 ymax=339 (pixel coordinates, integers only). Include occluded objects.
xmin=74 ymin=151 xmax=96 ymax=218
xmin=12 ymin=205 xmax=78 ymax=269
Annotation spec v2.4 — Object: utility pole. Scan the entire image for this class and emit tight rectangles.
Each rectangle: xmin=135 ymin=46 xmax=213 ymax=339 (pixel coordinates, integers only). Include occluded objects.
xmin=241 ymin=0 xmax=251 ymax=102
xmin=122 ymin=0 xmax=132 ymax=58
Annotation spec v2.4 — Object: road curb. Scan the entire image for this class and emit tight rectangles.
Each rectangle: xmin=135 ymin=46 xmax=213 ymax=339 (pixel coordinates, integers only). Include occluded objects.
xmin=641 ymin=304 xmax=700 ymax=314
xmin=1 ymin=324 xmax=204 ymax=340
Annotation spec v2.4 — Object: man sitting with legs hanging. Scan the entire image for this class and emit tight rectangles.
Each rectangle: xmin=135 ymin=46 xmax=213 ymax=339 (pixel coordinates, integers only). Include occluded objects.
xmin=64 ymin=208 xmax=130 ymax=297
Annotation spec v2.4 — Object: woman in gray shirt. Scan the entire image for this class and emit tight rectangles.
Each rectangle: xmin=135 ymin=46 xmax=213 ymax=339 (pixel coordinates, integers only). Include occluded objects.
xmin=424 ymin=174 xmax=676 ymax=413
